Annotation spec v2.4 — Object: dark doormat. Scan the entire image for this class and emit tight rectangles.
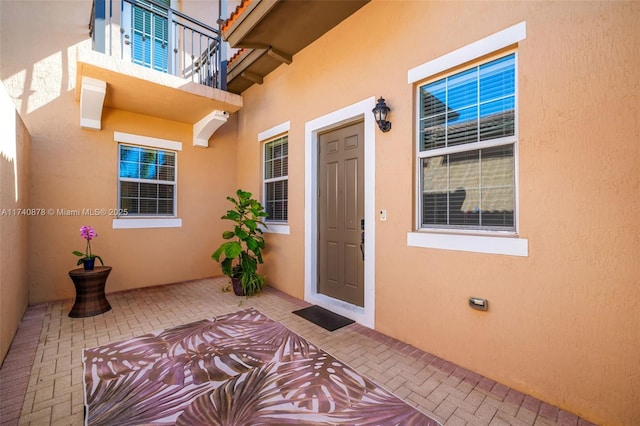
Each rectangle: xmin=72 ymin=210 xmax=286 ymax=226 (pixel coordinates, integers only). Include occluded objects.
xmin=292 ymin=305 xmax=355 ymax=331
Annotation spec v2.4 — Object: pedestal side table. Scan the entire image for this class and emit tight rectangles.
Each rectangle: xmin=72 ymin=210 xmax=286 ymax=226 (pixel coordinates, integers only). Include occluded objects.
xmin=68 ymin=266 xmax=112 ymax=318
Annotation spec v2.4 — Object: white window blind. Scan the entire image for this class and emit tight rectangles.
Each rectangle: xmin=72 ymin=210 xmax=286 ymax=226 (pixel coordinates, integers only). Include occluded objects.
xmin=264 ymin=136 xmax=288 ymax=222
xmin=418 ymin=53 xmax=516 ymax=231
xmin=118 ymin=144 xmax=176 ymax=216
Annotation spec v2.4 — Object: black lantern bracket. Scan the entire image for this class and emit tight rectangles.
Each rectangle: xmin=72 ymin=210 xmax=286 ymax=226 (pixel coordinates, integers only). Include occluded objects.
xmin=372 ymin=97 xmax=391 ymax=132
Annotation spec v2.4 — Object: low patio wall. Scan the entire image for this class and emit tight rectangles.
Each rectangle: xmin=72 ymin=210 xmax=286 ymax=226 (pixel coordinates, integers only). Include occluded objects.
xmin=0 ymin=83 xmax=30 ymax=363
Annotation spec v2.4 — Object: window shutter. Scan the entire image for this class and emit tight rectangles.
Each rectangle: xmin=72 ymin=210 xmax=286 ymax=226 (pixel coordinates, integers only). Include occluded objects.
xmin=131 ymin=0 xmax=169 ymax=72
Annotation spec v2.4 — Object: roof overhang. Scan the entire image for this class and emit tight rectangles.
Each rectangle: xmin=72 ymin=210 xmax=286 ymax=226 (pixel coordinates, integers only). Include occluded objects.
xmin=75 ymin=48 xmax=242 ymax=147
xmin=222 ymin=0 xmax=369 ymax=94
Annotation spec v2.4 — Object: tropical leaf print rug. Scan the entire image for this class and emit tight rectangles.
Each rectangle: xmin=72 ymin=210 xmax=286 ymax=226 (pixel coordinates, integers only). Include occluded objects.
xmin=82 ymin=308 xmax=440 ymax=425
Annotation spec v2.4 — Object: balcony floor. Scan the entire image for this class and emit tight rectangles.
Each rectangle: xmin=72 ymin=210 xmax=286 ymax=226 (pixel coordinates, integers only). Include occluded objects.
xmin=1 ymin=277 xmax=595 ymax=425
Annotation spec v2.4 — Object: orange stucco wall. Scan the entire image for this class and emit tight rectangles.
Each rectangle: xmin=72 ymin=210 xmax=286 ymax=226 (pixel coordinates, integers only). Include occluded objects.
xmin=0 ymin=0 xmax=238 ymax=304
xmin=234 ymin=1 xmax=640 ymax=425
xmin=0 ymin=83 xmax=30 ymax=362
xmin=26 ymin=108 xmax=239 ymax=303
xmin=1 ymin=0 xmax=639 ymax=424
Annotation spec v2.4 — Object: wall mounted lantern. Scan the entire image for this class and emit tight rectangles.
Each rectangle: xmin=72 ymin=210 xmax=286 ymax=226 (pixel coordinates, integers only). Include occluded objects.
xmin=372 ymin=97 xmax=391 ymax=132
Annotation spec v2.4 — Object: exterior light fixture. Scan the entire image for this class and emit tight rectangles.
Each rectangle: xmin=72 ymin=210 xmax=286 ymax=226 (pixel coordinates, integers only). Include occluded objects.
xmin=372 ymin=97 xmax=391 ymax=132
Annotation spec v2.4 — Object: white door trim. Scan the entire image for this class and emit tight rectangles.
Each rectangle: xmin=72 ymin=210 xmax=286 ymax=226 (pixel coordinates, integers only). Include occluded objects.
xmin=304 ymin=97 xmax=376 ymax=329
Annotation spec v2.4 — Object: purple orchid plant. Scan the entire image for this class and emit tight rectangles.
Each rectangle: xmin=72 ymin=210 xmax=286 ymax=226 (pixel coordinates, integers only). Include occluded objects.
xmin=72 ymin=225 xmax=104 ymax=266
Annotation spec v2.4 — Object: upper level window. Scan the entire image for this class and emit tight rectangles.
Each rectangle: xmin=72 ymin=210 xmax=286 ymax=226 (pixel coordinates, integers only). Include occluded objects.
xmin=124 ymin=0 xmax=171 ymax=72
xmin=264 ymin=136 xmax=288 ymax=222
xmin=118 ymin=144 xmax=176 ymax=216
xmin=418 ymin=53 xmax=516 ymax=232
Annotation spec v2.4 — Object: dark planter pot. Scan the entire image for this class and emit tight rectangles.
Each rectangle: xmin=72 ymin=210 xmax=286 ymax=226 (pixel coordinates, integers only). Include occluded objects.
xmin=231 ymin=277 xmax=245 ymax=296
xmin=82 ymin=258 xmax=95 ymax=271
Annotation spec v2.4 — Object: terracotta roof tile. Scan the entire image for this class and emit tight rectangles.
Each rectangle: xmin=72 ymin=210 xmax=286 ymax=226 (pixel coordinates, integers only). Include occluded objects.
xmin=222 ymin=0 xmax=252 ymax=33
xmin=227 ymin=48 xmax=247 ymax=66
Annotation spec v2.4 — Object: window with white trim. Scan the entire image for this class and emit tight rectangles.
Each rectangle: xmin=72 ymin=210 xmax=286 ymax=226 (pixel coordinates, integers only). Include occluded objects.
xmin=118 ymin=144 xmax=176 ymax=216
xmin=263 ymin=136 xmax=288 ymax=222
xmin=418 ymin=53 xmax=516 ymax=232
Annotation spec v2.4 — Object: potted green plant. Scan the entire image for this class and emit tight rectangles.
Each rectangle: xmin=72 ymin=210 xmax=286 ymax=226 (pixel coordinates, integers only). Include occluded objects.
xmin=212 ymin=189 xmax=268 ymax=296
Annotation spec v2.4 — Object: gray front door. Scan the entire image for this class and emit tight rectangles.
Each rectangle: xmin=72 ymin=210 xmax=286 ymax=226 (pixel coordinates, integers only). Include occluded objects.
xmin=318 ymin=121 xmax=365 ymax=307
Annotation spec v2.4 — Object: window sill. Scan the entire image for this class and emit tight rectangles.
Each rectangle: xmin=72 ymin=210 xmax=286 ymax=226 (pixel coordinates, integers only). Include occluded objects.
xmin=263 ymin=223 xmax=290 ymax=235
xmin=407 ymin=231 xmax=528 ymax=257
xmin=112 ymin=218 xmax=182 ymax=229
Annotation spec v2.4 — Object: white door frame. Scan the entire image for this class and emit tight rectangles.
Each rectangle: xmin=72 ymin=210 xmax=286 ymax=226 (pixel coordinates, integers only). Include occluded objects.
xmin=304 ymin=97 xmax=376 ymax=329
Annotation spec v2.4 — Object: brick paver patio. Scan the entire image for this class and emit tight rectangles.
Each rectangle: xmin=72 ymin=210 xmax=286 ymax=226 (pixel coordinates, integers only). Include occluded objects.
xmin=0 ymin=277 xmax=596 ymax=425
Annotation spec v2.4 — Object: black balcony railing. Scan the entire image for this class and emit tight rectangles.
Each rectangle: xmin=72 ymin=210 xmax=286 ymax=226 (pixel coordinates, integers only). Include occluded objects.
xmin=90 ymin=0 xmax=226 ymax=90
